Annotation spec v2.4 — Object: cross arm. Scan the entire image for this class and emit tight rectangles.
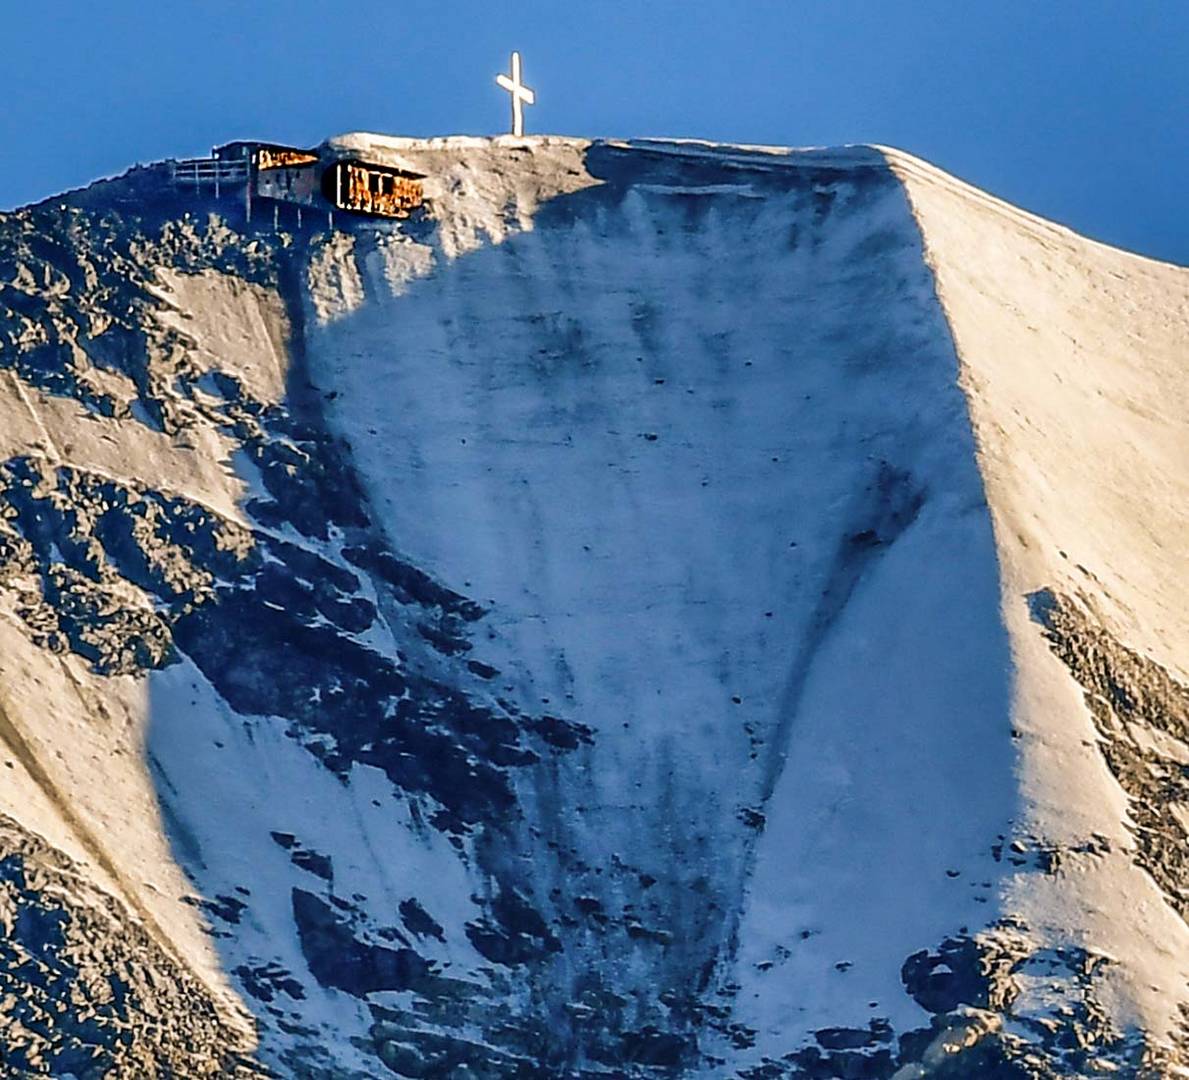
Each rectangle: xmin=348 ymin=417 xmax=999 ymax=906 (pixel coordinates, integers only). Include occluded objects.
xmin=496 ymin=75 xmax=535 ymax=103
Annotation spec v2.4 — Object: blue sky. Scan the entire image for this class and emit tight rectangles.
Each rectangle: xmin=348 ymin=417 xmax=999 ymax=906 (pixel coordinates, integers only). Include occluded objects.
xmin=3 ymin=1 xmax=1185 ymax=263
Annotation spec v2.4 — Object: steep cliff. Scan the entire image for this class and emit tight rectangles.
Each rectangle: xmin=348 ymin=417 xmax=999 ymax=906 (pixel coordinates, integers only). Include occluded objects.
xmin=0 ymin=135 xmax=1185 ymax=1078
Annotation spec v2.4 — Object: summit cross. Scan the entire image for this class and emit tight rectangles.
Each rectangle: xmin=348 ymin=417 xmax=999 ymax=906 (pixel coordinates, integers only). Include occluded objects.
xmin=496 ymin=51 xmax=535 ymax=137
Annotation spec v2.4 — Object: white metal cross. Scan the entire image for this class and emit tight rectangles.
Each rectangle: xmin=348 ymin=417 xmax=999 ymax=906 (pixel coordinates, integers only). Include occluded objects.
xmin=496 ymin=51 xmax=535 ymax=137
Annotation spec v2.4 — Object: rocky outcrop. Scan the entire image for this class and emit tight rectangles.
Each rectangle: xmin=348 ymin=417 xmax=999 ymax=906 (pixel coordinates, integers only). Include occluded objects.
xmin=1029 ymin=589 xmax=1189 ymax=921
xmin=0 ymin=811 xmax=260 ymax=1078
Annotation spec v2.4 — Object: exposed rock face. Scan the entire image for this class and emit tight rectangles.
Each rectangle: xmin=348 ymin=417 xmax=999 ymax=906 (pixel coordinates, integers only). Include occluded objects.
xmin=0 ymin=136 xmax=1185 ymax=1076
xmin=1030 ymin=589 xmax=1189 ymax=923
xmin=0 ymin=811 xmax=261 ymax=1078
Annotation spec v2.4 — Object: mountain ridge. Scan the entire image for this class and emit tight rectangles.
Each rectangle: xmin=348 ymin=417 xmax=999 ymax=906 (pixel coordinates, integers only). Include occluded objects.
xmin=0 ymin=134 xmax=1185 ymax=1077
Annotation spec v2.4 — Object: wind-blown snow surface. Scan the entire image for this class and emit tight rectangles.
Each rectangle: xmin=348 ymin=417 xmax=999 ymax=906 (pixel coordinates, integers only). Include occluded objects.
xmin=0 ymin=136 xmax=1186 ymax=1077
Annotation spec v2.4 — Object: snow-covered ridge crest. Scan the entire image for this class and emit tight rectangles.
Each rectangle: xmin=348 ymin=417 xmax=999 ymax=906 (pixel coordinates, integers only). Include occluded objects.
xmin=885 ymin=139 xmax=1189 ymax=1059
xmin=0 ymin=134 xmax=1185 ymax=1077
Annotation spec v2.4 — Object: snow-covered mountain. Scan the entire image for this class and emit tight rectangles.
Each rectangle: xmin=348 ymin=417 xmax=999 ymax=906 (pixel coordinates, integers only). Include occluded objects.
xmin=0 ymin=134 xmax=1185 ymax=1078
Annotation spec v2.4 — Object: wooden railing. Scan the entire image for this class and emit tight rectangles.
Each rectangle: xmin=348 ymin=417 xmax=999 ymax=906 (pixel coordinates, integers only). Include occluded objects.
xmin=169 ymin=158 xmax=249 ymax=187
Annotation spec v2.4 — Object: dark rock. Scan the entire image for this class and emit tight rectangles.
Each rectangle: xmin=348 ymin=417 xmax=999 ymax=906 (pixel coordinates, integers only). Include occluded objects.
xmin=399 ymin=897 xmax=446 ymax=942
xmin=466 ymin=658 xmax=500 ymax=679
xmin=342 ymin=542 xmax=485 ymax=620
xmin=901 ymin=937 xmax=987 ymax=1013
xmin=292 ymin=888 xmax=429 ymax=996
xmin=0 ymin=811 xmax=261 ymax=1076
xmin=291 ymin=848 xmax=334 ymax=882
xmin=524 ymin=713 xmax=594 ymax=751
xmin=1029 ymin=588 xmax=1189 ymax=922
xmin=737 ymin=806 xmax=766 ymax=830
xmin=234 ymin=962 xmax=306 ymax=1004
xmin=465 ymin=888 xmax=560 ymax=967
xmin=621 ymin=1026 xmax=690 ymax=1067
xmin=815 ymin=1021 xmax=892 ymax=1051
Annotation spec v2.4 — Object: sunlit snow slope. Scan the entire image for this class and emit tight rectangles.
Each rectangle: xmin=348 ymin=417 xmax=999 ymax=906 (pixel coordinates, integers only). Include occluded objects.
xmin=0 ymin=135 xmax=1185 ymax=1078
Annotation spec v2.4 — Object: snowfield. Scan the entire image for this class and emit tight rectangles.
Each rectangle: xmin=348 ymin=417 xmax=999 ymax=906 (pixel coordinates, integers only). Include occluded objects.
xmin=0 ymin=134 xmax=1184 ymax=1077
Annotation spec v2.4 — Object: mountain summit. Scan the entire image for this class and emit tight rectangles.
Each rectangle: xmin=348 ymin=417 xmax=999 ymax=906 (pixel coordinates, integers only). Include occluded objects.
xmin=0 ymin=135 xmax=1185 ymax=1078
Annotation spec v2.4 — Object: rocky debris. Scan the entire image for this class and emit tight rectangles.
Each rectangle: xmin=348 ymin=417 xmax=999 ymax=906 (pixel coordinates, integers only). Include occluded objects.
xmin=522 ymin=712 xmax=594 ymax=751
xmin=0 ymin=455 xmax=252 ymax=675
xmin=0 ymin=192 xmax=601 ymax=1076
xmin=892 ymin=927 xmax=1165 ymax=1079
xmin=0 ymin=810 xmax=262 ymax=1078
xmin=369 ymin=1017 xmax=545 ymax=1079
xmin=398 ymin=897 xmax=445 ymax=942
xmin=269 ymin=832 xmax=332 ymax=881
xmin=291 ymin=888 xmax=430 ymax=997
xmin=465 ymin=887 xmax=562 ymax=967
xmin=0 ymin=203 xmax=277 ymax=434
xmin=736 ymin=806 xmax=767 ymax=831
xmin=234 ymin=961 xmax=306 ymax=1004
xmin=0 ymin=391 xmax=583 ymax=838
xmin=901 ymin=935 xmax=1004 ymax=1014
xmin=181 ymin=891 xmax=248 ymax=927
xmin=1029 ymin=588 xmax=1189 ymax=919
xmin=990 ymin=831 xmax=1112 ymax=875
xmin=619 ymin=1026 xmax=692 ymax=1069
xmin=736 ymin=922 xmax=1177 ymax=1079
xmin=341 ymin=542 xmax=484 ymax=623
